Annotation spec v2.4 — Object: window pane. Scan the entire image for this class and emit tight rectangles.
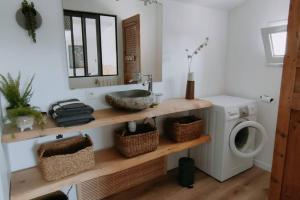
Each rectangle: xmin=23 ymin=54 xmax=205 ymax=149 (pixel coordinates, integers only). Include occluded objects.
xmin=64 ymin=16 xmax=74 ymax=77
xmin=100 ymin=16 xmax=117 ymax=76
xmin=72 ymin=17 xmax=85 ymax=76
xmin=270 ymin=32 xmax=287 ymax=57
xmin=86 ymin=18 xmax=99 ymax=76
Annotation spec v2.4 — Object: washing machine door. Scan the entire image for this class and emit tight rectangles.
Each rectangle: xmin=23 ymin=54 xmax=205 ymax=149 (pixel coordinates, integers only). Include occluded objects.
xmin=229 ymin=120 xmax=267 ymax=158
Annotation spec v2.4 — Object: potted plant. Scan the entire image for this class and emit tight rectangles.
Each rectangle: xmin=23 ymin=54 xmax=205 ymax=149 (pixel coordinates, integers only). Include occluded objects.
xmin=7 ymin=106 xmax=44 ymax=132
xmin=0 ymin=73 xmax=45 ymax=131
xmin=21 ymin=0 xmax=38 ymax=43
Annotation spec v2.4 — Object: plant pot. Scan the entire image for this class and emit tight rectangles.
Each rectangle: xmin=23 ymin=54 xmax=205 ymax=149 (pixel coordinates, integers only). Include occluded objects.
xmin=16 ymin=116 xmax=34 ymax=132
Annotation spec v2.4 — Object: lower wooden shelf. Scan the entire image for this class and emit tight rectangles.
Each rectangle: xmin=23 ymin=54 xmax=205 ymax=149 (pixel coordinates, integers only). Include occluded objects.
xmin=10 ymin=135 xmax=210 ymax=200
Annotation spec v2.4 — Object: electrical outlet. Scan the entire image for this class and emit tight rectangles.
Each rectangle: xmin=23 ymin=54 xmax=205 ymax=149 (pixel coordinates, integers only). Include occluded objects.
xmin=85 ymin=91 xmax=97 ymax=100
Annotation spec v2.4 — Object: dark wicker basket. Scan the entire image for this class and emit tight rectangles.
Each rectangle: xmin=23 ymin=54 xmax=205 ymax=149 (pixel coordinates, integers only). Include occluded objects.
xmin=164 ymin=116 xmax=204 ymax=142
xmin=37 ymin=135 xmax=95 ymax=181
xmin=115 ymin=124 xmax=159 ymax=158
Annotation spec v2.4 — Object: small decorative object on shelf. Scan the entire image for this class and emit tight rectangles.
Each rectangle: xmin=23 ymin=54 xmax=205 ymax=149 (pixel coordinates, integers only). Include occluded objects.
xmin=151 ymin=93 xmax=163 ymax=107
xmin=0 ymin=73 xmax=45 ymax=131
xmin=185 ymin=37 xmax=209 ymax=99
xmin=128 ymin=121 xmax=137 ymax=132
xmin=16 ymin=0 xmax=42 ymax=43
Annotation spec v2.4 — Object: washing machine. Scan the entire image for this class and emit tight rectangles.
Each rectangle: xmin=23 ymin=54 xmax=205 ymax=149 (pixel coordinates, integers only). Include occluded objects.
xmin=191 ymin=95 xmax=267 ymax=182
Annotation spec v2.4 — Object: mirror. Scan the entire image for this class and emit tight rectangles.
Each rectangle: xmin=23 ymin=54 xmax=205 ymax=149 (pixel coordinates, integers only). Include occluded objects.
xmin=62 ymin=0 xmax=163 ymax=89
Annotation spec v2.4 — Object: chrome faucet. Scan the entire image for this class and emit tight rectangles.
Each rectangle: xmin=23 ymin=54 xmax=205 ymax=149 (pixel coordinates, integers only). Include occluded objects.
xmin=128 ymin=72 xmax=142 ymax=84
xmin=142 ymin=74 xmax=153 ymax=93
xmin=128 ymin=73 xmax=153 ymax=93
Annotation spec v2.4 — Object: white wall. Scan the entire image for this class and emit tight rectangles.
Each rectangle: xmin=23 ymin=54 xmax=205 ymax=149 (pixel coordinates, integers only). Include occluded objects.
xmin=0 ymin=0 xmax=228 ymax=199
xmin=0 ymin=144 xmax=10 ymax=200
xmin=225 ymin=0 xmax=290 ymax=171
xmin=0 ymin=102 xmax=10 ymax=200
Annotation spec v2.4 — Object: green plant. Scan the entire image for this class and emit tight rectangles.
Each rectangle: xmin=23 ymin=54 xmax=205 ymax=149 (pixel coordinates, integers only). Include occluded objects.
xmin=21 ymin=0 xmax=37 ymax=43
xmin=7 ymin=106 xmax=45 ymax=128
xmin=0 ymin=73 xmax=34 ymax=109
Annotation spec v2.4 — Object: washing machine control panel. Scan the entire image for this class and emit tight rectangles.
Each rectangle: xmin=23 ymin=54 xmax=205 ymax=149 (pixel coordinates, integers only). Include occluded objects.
xmin=226 ymin=107 xmax=240 ymax=120
xmin=239 ymin=106 xmax=249 ymax=117
xmin=225 ymin=103 xmax=257 ymax=120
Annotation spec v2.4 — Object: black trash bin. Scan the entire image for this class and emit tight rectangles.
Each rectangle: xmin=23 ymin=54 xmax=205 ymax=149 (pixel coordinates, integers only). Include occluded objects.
xmin=178 ymin=157 xmax=195 ymax=188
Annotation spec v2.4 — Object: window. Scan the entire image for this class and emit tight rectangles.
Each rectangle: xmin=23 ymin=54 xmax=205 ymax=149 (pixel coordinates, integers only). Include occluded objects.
xmin=64 ymin=10 xmax=118 ymax=78
xmin=261 ymin=25 xmax=287 ymax=66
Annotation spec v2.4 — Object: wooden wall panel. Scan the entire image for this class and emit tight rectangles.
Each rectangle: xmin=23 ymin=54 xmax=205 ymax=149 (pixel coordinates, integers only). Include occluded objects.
xmin=293 ymin=69 xmax=300 ymax=93
xmin=269 ymin=0 xmax=300 ymax=199
xmin=281 ymin=111 xmax=300 ymax=199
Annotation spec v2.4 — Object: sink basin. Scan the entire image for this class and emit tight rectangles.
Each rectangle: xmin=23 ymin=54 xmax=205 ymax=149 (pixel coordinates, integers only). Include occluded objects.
xmin=105 ymin=90 xmax=154 ymax=111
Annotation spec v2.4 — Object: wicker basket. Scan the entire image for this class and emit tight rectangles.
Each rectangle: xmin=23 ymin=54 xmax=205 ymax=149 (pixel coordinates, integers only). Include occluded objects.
xmin=164 ymin=116 xmax=204 ymax=142
xmin=115 ymin=123 xmax=159 ymax=158
xmin=37 ymin=135 xmax=95 ymax=181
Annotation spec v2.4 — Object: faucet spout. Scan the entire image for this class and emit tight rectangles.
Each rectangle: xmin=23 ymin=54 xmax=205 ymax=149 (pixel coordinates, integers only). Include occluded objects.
xmin=143 ymin=74 xmax=153 ymax=93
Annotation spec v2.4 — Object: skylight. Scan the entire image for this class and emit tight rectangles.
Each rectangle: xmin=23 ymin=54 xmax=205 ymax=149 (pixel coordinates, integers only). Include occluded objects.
xmin=261 ymin=25 xmax=287 ymax=66
xmin=270 ymin=32 xmax=287 ymax=57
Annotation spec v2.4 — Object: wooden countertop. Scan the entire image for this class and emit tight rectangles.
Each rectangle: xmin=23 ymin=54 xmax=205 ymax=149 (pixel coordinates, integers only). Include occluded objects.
xmin=2 ymin=98 xmax=212 ymax=143
xmin=10 ymin=135 xmax=211 ymax=200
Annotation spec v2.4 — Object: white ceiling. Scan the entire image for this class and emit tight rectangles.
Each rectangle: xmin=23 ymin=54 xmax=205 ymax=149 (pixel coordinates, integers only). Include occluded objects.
xmin=171 ymin=0 xmax=247 ymax=10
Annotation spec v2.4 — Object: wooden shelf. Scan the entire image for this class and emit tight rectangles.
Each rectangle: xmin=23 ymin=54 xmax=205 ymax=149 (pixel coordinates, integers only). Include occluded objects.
xmin=10 ymin=135 xmax=211 ymax=200
xmin=2 ymin=99 xmax=212 ymax=143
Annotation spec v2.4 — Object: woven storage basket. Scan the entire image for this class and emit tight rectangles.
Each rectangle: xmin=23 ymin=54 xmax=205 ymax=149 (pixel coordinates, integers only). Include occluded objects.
xmin=37 ymin=135 xmax=95 ymax=181
xmin=164 ymin=116 xmax=204 ymax=142
xmin=115 ymin=123 xmax=159 ymax=158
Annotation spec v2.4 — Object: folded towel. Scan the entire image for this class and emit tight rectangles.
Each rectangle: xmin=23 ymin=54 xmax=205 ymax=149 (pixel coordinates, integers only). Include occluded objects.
xmin=49 ymin=99 xmax=95 ymax=127
xmin=49 ymin=99 xmax=94 ymax=118
xmin=49 ymin=109 xmax=94 ymax=119
xmin=55 ymin=113 xmax=95 ymax=124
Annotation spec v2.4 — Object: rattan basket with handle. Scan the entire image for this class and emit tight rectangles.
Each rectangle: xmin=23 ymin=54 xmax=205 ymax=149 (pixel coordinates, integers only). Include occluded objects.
xmin=164 ymin=116 xmax=204 ymax=142
xmin=115 ymin=123 xmax=159 ymax=158
xmin=37 ymin=135 xmax=95 ymax=181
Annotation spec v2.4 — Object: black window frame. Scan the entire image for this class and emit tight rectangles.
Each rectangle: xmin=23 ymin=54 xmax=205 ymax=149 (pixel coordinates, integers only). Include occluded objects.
xmin=64 ymin=10 xmax=119 ymax=78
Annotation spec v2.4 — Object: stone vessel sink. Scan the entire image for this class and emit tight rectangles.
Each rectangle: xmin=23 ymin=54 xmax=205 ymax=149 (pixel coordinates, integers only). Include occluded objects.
xmin=105 ymin=90 xmax=154 ymax=111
